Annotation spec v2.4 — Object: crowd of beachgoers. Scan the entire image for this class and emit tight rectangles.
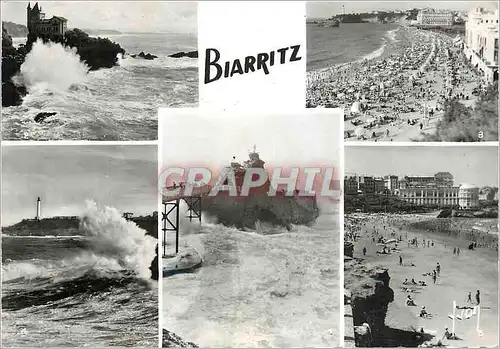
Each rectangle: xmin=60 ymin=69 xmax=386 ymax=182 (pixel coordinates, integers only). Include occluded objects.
xmin=345 ymin=212 xmax=499 ymax=347
xmin=306 ymin=26 xmax=491 ymax=141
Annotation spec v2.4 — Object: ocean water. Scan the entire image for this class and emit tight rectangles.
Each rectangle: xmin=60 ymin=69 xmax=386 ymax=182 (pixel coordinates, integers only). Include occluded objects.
xmin=307 ymin=22 xmax=399 ymax=71
xmin=2 ymin=33 xmax=198 ymax=141
xmin=162 ymin=203 xmax=340 ymax=347
xmin=1 ymin=203 xmax=158 ymax=347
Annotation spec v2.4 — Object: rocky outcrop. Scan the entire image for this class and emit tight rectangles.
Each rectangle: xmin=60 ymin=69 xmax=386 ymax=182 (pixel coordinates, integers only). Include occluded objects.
xmin=345 ymin=260 xmax=394 ymax=347
xmin=131 ymin=51 xmax=158 ymax=60
xmin=203 ymin=194 xmax=319 ymax=231
xmin=150 ymin=245 xmax=159 ymax=281
xmin=344 ymin=241 xmax=354 ymax=258
xmin=30 ymin=29 xmax=125 ymax=70
xmin=2 ymin=26 xmax=125 ymax=107
xmin=162 ymin=329 xmax=198 ymax=348
xmin=2 ymin=26 xmax=27 ymax=107
xmin=34 ymin=112 xmax=57 ymax=123
xmin=168 ymin=50 xmax=198 ymax=59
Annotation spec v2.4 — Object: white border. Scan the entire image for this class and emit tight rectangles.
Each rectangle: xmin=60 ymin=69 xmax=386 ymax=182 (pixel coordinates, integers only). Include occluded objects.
xmin=158 ymin=136 xmax=163 ymax=348
xmin=344 ymin=141 xmax=499 ymax=147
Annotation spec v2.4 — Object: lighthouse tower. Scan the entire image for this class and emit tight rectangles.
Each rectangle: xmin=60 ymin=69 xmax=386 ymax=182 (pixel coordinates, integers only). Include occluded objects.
xmin=36 ymin=197 xmax=41 ymax=220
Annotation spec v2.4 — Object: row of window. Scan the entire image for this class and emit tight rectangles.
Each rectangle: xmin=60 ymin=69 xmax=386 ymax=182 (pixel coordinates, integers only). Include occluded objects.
xmin=37 ymin=25 xmax=64 ymax=33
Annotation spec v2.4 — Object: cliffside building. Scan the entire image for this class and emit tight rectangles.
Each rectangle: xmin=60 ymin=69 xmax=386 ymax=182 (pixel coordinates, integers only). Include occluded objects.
xmin=27 ymin=2 xmax=68 ymax=36
xmin=464 ymin=7 xmax=499 ymax=82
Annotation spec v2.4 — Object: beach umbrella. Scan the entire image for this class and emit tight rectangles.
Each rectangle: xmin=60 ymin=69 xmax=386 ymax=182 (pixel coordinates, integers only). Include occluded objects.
xmin=350 ymin=102 xmax=361 ymax=114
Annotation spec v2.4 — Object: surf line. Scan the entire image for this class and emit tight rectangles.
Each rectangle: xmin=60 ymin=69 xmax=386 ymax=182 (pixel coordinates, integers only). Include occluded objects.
xmin=204 ymin=45 xmax=302 ymax=84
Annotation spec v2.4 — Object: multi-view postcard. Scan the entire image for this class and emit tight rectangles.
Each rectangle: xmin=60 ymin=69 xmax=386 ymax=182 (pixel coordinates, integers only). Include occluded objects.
xmin=1 ymin=1 xmax=499 ymax=349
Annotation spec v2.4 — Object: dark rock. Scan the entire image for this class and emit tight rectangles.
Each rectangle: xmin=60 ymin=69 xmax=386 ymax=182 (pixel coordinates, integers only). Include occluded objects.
xmin=202 ymin=194 xmax=319 ymax=231
xmin=2 ymin=81 xmax=26 ymax=107
xmin=344 ymin=241 xmax=354 ymax=257
xmin=26 ymin=29 xmax=125 ymax=71
xmin=168 ymin=50 xmax=198 ymax=59
xmin=345 ymin=260 xmax=395 ymax=347
xmin=354 ymin=324 xmax=372 ymax=347
xmin=135 ymin=51 xmax=158 ymax=60
xmin=150 ymin=245 xmax=159 ymax=280
xmin=34 ymin=112 xmax=57 ymax=123
xmin=2 ymin=26 xmax=27 ymax=107
xmin=162 ymin=329 xmax=198 ymax=348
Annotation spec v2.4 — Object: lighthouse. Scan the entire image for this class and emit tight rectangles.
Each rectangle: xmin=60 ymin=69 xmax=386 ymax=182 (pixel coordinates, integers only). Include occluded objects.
xmin=36 ymin=197 xmax=41 ymax=220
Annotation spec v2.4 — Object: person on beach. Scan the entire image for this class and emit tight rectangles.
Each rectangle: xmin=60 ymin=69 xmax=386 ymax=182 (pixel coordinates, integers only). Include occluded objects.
xmin=363 ymin=247 xmax=367 ymax=256
xmin=420 ymin=306 xmax=429 ymax=318
xmin=399 ymin=255 xmax=403 ymax=266
xmin=436 ymin=262 xmax=441 ymax=276
xmin=467 ymin=292 xmax=472 ymax=303
xmin=453 ymin=247 xmax=456 ymax=255
xmin=443 ymin=328 xmax=453 ymax=340
xmin=406 ymin=295 xmax=416 ymax=306
xmin=476 ymin=290 xmax=480 ymax=305
xmin=457 ymin=248 xmax=460 ymax=256
xmin=432 ymin=271 xmax=437 ymax=284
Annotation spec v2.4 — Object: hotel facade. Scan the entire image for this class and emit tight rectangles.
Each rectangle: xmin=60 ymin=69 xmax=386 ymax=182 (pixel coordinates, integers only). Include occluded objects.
xmin=416 ymin=9 xmax=454 ymax=27
xmin=345 ymin=172 xmax=480 ymax=209
xmin=464 ymin=7 xmax=499 ymax=82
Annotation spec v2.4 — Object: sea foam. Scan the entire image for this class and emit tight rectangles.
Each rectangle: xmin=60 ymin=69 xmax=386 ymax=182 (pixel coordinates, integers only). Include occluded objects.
xmin=15 ymin=39 xmax=89 ymax=92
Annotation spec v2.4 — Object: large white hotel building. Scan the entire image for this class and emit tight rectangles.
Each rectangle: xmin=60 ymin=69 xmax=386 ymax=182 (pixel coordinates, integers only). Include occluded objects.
xmin=345 ymin=172 xmax=480 ymax=209
xmin=464 ymin=7 xmax=499 ymax=82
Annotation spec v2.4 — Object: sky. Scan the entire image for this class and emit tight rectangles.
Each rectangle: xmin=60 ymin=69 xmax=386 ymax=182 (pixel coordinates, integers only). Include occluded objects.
xmin=307 ymin=1 xmax=498 ymax=18
xmin=345 ymin=146 xmax=498 ymax=187
xmin=1 ymin=1 xmax=197 ymax=34
xmin=1 ymin=145 xmax=157 ymax=226
xmin=159 ymin=110 xmax=342 ymax=169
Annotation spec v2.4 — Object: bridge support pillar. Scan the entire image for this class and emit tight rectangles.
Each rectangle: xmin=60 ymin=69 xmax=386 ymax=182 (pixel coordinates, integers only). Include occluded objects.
xmin=183 ymin=196 xmax=202 ymax=223
xmin=162 ymin=199 xmax=180 ymax=257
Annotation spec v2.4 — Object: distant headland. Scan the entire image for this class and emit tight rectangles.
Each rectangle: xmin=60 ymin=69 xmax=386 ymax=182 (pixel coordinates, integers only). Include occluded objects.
xmin=1 ymin=197 xmax=158 ymax=238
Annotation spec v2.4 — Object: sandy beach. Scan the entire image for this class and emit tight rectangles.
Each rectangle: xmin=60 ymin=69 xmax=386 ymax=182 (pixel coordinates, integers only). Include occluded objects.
xmin=307 ymin=26 xmax=488 ymax=142
xmin=345 ymin=212 xmax=498 ymax=347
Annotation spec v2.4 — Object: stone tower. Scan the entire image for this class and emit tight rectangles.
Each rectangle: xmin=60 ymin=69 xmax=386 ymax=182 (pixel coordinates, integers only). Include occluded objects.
xmin=27 ymin=2 xmax=44 ymax=35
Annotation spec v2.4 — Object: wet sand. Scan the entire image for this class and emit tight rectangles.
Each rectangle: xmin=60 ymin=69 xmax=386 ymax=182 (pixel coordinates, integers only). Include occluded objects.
xmin=346 ymin=213 xmax=498 ymax=347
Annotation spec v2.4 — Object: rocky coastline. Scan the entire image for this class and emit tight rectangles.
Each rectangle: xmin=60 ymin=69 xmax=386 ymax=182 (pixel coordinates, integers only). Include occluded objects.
xmin=2 ymin=215 xmax=159 ymax=280
xmin=202 ymin=193 xmax=320 ymax=231
xmin=162 ymin=329 xmax=198 ymax=348
xmin=344 ymin=251 xmax=395 ymax=347
xmin=2 ymin=26 xmax=125 ymax=108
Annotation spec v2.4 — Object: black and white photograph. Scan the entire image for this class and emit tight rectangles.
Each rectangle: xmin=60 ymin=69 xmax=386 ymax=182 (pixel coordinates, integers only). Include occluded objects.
xmin=343 ymin=145 xmax=499 ymax=347
xmin=1 ymin=1 xmax=198 ymax=140
xmin=160 ymin=109 xmax=342 ymax=348
xmin=1 ymin=145 xmax=159 ymax=347
xmin=306 ymin=2 xmax=498 ymax=142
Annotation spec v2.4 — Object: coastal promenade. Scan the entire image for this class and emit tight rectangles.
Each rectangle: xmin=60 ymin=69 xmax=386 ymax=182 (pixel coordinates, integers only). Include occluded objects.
xmin=345 ymin=213 xmax=498 ymax=347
